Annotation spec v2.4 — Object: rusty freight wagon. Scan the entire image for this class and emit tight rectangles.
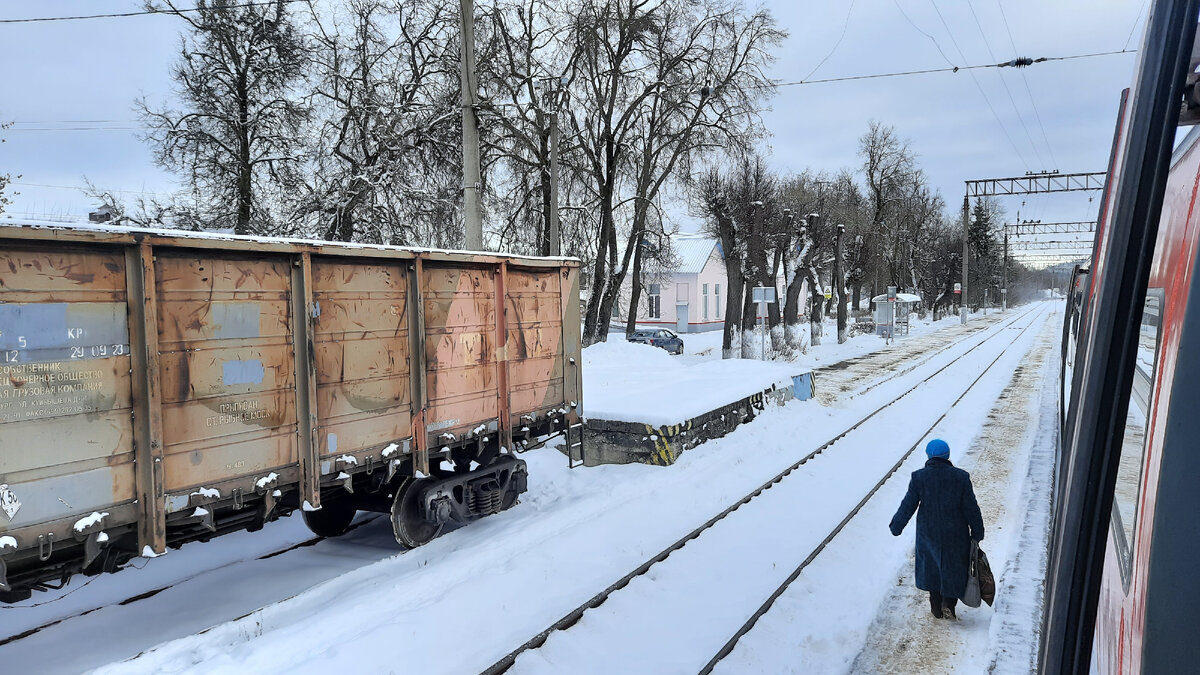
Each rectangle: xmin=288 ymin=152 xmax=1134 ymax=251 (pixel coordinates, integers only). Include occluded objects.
xmin=0 ymin=223 xmax=583 ymax=601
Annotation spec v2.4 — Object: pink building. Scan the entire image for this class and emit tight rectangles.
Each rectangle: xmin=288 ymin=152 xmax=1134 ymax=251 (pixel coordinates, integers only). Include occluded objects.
xmin=612 ymin=234 xmax=802 ymax=334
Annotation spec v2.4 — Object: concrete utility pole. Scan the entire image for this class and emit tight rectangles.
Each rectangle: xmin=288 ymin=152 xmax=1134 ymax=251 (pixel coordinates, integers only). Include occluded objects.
xmin=547 ymin=77 xmax=562 ymax=256
xmin=961 ymin=195 xmax=969 ymax=324
xmin=1002 ymin=228 xmax=1008 ymax=311
xmin=835 ymin=223 xmax=848 ymax=344
xmin=459 ymin=0 xmax=483 ymax=250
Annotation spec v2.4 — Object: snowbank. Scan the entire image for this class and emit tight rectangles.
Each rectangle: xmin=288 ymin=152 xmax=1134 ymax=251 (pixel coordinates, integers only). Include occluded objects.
xmin=583 ymin=340 xmax=799 ymax=426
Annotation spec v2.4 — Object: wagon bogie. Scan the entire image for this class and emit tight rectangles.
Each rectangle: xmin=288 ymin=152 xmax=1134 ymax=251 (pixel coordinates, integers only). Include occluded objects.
xmin=0 ymin=223 xmax=582 ymax=600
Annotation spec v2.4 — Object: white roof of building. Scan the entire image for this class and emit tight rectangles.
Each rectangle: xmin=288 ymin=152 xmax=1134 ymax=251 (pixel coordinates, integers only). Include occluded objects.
xmin=871 ymin=292 xmax=922 ymax=303
xmin=671 ymin=235 xmax=718 ymax=274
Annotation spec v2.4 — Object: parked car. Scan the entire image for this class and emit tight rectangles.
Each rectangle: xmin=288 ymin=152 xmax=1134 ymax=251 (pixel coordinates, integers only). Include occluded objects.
xmin=629 ymin=328 xmax=684 ymax=355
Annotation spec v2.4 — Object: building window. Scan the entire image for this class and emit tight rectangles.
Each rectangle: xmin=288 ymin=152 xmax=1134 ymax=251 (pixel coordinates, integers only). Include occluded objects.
xmin=715 ymin=284 xmax=721 ymax=318
xmin=648 ymin=284 xmax=661 ymax=319
xmin=611 ymin=298 xmax=621 ymax=320
xmin=702 ymin=284 xmax=709 ymax=320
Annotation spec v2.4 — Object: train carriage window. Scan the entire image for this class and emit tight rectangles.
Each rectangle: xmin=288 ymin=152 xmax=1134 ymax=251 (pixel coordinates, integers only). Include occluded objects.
xmin=1111 ymin=288 xmax=1165 ymax=586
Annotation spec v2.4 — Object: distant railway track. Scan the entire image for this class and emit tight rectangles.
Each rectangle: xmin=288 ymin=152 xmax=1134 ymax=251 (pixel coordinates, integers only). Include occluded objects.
xmin=820 ymin=312 xmax=1013 ymax=403
xmin=482 ymin=303 xmax=1048 ymax=675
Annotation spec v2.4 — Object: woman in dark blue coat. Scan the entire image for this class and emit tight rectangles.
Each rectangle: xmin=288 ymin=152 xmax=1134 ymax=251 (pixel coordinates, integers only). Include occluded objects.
xmin=889 ymin=438 xmax=985 ymax=619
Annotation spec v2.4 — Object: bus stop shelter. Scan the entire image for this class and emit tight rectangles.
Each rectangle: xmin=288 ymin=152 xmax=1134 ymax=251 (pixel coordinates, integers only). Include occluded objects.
xmin=872 ymin=292 xmax=921 ymax=337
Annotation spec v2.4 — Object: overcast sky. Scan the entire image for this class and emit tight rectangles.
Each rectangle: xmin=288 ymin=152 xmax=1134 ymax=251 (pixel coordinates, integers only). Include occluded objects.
xmin=0 ymin=0 xmax=1146 ymax=258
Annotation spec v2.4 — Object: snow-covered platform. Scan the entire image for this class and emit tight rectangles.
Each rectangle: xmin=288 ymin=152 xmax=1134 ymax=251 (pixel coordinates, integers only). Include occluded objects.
xmin=580 ymin=341 xmax=815 ymax=466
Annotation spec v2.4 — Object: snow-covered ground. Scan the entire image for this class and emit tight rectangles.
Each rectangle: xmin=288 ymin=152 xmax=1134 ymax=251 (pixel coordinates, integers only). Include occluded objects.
xmin=583 ymin=339 xmax=799 ymax=425
xmin=589 ymin=310 xmax=988 ymax=425
xmin=0 ymin=303 xmax=1061 ymax=674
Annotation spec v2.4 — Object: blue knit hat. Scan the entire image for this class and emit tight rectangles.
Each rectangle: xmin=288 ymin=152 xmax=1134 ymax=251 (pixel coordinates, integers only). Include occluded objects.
xmin=926 ymin=438 xmax=950 ymax=459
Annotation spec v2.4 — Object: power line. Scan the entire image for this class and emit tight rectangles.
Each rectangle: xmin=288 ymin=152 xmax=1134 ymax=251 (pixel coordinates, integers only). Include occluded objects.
xmin=771 ymin=49 xmax=1132 ymax=88
xmin=964 ymin=0 xmax=1047 ymax=169
xmin=11 ymin=119 xmax=137 ymax=124
xmin=926 ymin=0 xmax=1032 ymax=169
xmin=995 ymin=0 xmax=1059 ymax=169
xmin=1124 ymin=0 xmax=1151 ymax=52
xmin=802 ymin=0 xmax=858 ymax=82
xmin=4 ymin=127 xmax=139 ymax=132
xmin=11 ymin=181 xmax=173 ymax=196
xmin=0 ymin=49 xmax=1138 ymax=133
xmin=0 ymin=0 xmax=306 ymax=25
xmin=892 ymin=0 xmax=957 ymax=68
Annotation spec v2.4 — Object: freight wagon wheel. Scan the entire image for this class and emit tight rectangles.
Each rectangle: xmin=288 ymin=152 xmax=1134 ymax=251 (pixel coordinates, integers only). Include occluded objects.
xmin=391 ymin=477 xmax=442 ymax=549
xmin=302 ymin=498 xmax=357 ymax=538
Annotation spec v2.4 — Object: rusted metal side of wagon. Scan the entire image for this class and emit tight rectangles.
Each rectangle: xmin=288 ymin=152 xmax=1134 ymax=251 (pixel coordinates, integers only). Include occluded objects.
xmin=0 ymin=223 xmax=582 ymax=600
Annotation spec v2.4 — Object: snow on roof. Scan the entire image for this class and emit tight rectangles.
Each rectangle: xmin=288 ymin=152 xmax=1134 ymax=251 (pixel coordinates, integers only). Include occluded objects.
xmin=871 ymin=292 xmax=922 ymax=303
xmin=671 ymin=235 xmax=717 ymax=274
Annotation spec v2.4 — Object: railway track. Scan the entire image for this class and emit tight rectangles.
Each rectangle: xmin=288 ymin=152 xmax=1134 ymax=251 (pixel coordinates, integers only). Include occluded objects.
xmin=0 ymin=515 xmax=385 ymax=649
xmin=819 ymin=312 xmax=1013 ymax=403
xmin=483 ymin=303 xmax=1048 ymax=675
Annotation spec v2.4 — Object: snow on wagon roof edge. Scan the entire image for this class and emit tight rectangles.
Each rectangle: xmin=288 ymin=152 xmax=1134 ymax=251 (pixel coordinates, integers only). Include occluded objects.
xmin=0 ymin=217 xmax=581 ymax=264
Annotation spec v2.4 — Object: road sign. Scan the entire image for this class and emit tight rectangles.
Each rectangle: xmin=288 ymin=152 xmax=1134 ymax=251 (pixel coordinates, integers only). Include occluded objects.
xmin=751 ymin=287 xmax=776 ymax=361
xmin=954 ymin=282 xmax=962 ymax=294
xmin=751 ymin=286 xmax=777 ymax=304
xmin=887 ymin=285 xmax=897 ymax=301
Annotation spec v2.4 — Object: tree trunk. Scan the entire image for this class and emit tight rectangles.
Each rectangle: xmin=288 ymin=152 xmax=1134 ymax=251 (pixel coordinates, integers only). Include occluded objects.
xmin=722 ymin=266 xmax=745 ymax=359
xmin=808 ymin=264 xmax=824 ymax=346
xmin=767 ymin=249 xmax=785 ymax=352
xmin=834 ymin=226 xmax=848 ymax=344
xmin=625 ymin=234 xmax=645 ymax=338
xmin=783 ymin=253 xmax=805 ymax=348
xmin=582 ymin=180 xmax=615 ymax=346
xmin=741 ymin=281 xmax=757 ymax=359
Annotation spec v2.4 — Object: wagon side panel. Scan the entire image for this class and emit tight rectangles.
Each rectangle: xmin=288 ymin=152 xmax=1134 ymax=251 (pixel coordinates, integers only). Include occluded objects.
xmin=0 ymin=246 xmax=137 ymax=544
xmin=154 ymin=253 xmax=299 ymax=501
xmin=420 ymin=263 xmax=498 ymax=441
xmin=505 ymin=267 xmax=566 ymax=420
xmin=311 ymin=258 xmax=413 ymax=467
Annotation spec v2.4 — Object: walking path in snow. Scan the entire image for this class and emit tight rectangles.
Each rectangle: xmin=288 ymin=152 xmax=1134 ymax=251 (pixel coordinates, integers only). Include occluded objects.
xmin=848 ymin=308 xmax=1059 ymax=674
xmin=710 ymin=304 xmax=1059 ymax=674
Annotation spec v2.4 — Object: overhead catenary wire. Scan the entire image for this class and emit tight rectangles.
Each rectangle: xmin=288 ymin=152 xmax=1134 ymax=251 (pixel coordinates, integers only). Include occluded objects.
xmin=1124 ymin=0 xmax=1151 ymax=52
xmin=0 ymin=0 xmax=307 ymax=24
xmin=892 ymin=0 xmax=958 ymax=68
xmin=963 ymin=0 xmax=1049 ymax=170
xmin=767 ymin=49 xmax=1131 ymax=88
xmin=995 ymin=0 xmax=1060 ymax=170
xmin=10 ymin=181 xmax=174 ymax=197
xmin=802 ymin=0 xmax=859 ymax=82
xmin=0 ymin=49 xmax=1137 ymax=133
xmin=927 ymin=0 xmax=1032 ymax=171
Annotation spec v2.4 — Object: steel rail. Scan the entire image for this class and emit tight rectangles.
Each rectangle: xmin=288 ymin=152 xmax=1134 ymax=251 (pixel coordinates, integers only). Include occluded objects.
xmin=0 ymin=515 xmax=385 ymax=648
xmin=481 ymin=303 xmax=1046 ymax=675
xmin=847 ymin=313 xmax=1018 ymax=400
xmin=697 ymin=304 xmax=1050 ymax=674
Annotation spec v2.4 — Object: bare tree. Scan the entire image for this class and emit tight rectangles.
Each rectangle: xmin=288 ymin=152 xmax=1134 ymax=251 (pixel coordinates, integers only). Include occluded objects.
xmin=294 ymin=0 xmax=461 ymax=245
xmin=696 ymin=167 xmax=744 ymax=358
xmin=140 ymin=0 xmax=308 ymax=235
xmin=696 ymin=153 xmax=786 ymax=358
xmin=571 ymin=0 xmax=783 ymax=346
xmin=855 ymin=120 xmax=916 ymax=307
xmin=477 ymin=0 xmax=583 ymax=255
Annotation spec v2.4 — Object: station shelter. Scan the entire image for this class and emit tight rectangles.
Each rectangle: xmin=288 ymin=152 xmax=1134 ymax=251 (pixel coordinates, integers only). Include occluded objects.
xmin=872 ymin=292 xmax=922 ymax=338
